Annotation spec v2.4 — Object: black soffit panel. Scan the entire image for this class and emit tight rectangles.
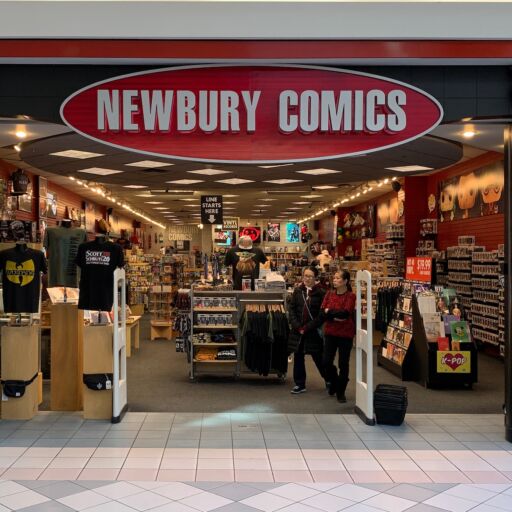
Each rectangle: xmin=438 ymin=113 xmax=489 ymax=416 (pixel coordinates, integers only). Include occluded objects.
xmin=20 ymin=131 xmax=463 ymax=190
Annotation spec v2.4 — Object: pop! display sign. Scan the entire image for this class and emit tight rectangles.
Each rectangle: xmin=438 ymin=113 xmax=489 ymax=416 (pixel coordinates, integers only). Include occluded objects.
xmin=61 ymin=65 xmax=443 ymax=164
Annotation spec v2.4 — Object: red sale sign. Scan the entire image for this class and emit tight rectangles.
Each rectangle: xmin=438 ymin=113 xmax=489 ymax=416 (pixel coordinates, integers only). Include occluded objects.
xmin=406 ymin=257 xmax=433 ymax=282
xmin=60 ymin=65 xmax=443 ymax=163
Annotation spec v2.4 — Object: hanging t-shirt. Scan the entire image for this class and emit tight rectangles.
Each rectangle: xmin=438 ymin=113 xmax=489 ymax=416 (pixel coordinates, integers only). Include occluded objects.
xmin=224 ymin=246 xmax=267 ymax=290
xmin=44 ymin=226 xmax=87 ymax=287
xmin=75 ymin=239 xmax=124 ymax=311
xmin=0 ymin=246 xmax=47 ymax=313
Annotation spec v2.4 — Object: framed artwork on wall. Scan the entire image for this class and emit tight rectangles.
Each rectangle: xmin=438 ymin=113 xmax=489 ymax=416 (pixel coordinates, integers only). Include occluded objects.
xmin=17 ymin=182 xmax=33 ymax=213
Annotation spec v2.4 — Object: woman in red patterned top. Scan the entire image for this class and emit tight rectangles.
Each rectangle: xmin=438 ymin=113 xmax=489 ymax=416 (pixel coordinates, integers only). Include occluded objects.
xmin=321 ymin=270 xmax=356 ymax=403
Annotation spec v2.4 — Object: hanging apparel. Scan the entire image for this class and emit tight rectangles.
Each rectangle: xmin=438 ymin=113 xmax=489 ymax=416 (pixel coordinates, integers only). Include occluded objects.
xmin=224 ymin=246 xmax=267 ymax=290
xmin=0 ymin=246 xmax=47 ymax=313
xmin=75 ymin=239 xmax=124 ymax=311
xmin=375 ymin=286 xmax=402 ymax=333
xmin=44 ymin=226 xmax=87 ymax=287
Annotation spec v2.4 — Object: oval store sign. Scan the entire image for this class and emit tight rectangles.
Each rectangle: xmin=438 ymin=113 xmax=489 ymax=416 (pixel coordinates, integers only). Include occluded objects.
xmin=61 ymin=65 xmax=443 ymax=164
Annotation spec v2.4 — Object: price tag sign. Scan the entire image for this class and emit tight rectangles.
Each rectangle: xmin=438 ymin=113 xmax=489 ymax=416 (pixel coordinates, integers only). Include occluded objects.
xmin=201 ymin=195 xmax=223 ymax=225
xmin=406 ymin=257 xmax=433 ymax=282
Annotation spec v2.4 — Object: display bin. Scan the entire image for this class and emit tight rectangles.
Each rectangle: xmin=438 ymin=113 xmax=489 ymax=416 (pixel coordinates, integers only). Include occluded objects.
xmin=374 ymin=384 xmax=408 ymax=426
xmin=83 ymin=324 xmax=113 ymax=419
xmin=1 ymin=325 xmax=39 ymax=420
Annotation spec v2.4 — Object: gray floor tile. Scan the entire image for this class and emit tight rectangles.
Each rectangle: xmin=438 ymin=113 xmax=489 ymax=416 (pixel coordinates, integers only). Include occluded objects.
xmin=245 ymin=483 xmax=282 ymax=491
xmin=412 ymin=484 xmax=456 ymax=492
xmin=330 ymin=441 xmax=367 ymax=450
xmin=429 ymin=442 xmax=467 ymax=450
xmin=211 ymin=483 xmax=263 ymax=501
xmin=263 ymin=432 xmax=296 ymax=440
xmin=72 ymin=431 xmax=107 ymax=439
xmin=404 ymin=504 xmax=450 ymax=512
xmin=357 ymin=484 xmax=398 ymax=492
xmin=74 ymin=481 xmax=114 ymax=490
xmin=31 ymin=439 xmax=69 ymax=448
xmin=66 ymin=439 xmax=102 ymax=448
xmin=40 ymin=432 xmax=77 ymax=439
xmin=462 ymin=442 xmax=502 ymax=450
xmin=212 ymin=503 xmax=262 ymax=512
xmin=17 ymin=502 xmax=75 ymax=512
xmin=103 ymin=431 xmax=137 ymax=439
xmin=132 ymin=439 xmax=167 ymax=448
xmin=385 ymin=484 xmax=440 ymax=502
xmin=232 ymin=432 xmax=264 ymax=441
xmin=136 ymin=431 xmax=169 ymax=440
xmin=363 ymin=441 xmax=401 ymax=450
xmin=233 ymin=440 xmax=267 ymax=449
xmin=200 ymin=440 xmax=233 ymax=448
xmin=166 ymin=439 xmax=200 ymax=448
xmin=396 ymin=442 xmax=435 ymax=450
xmin=297 ymin=440 xmax=334 ymax=449
xmin=15 ymin=481 xmax=57 ymax=490
xmin=0 ymin=439 xmax=35 ymax=447
xmin=35 ymin=481 xmax=86 ymax=499
xmin=264 ymin=440 xmax=299 ymax=449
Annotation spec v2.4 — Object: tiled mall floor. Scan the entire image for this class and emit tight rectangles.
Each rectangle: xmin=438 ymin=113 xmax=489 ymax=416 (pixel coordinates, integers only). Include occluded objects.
xmin=0 ymin=412 xmax=512 ymax=511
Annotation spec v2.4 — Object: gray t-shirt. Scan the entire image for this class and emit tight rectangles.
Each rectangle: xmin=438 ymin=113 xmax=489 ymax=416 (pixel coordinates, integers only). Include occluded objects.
xmin=44 ymin=227 xmax=87 ymax=287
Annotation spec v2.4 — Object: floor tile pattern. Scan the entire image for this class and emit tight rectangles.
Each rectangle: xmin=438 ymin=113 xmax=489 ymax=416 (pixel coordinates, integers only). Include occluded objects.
xmin=0 ymin=412 xmax=510 ymax=484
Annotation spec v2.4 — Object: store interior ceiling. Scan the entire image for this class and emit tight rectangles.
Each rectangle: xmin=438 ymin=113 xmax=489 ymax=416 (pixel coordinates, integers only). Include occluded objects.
xmin=0 ymin=118 xmax=506 ymax=226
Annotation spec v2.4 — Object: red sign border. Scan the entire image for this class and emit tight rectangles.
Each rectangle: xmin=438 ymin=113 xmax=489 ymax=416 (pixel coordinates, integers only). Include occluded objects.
xmin=60 ymin=64 xmax=444 ymax=164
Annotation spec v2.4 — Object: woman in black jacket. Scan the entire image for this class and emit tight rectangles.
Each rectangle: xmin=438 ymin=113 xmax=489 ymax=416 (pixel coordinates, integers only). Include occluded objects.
xmin=288 ymin=266 xmax=327 ymax=394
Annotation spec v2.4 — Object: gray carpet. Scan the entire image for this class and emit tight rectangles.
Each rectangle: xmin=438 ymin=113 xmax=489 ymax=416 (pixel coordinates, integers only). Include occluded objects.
xmin=124 ymin=316 xmax=505 ymax=414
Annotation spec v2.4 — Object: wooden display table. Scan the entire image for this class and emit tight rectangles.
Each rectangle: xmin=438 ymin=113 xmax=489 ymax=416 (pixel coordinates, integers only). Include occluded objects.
xmin=83 ymin=324 xmax=113 ymax=420
xmin=1 ymin=325 xmax=39 ymax=420
xmin=126 ymin=315 xmax=141 ymax=357
xmin=51 ymin=304 xmax=84 ymax=411
xmin=151 ymin=321 xmax=173 ymax=341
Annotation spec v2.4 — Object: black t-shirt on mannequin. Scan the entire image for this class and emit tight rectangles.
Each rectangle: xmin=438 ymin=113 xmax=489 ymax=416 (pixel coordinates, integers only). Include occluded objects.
xmin=224 ymin=245 xmax=267 ymax=290
xmin=75 ymin=237 xmax=124 ymax=311
xmin=0 ymin=243 xmax=47 ymax=313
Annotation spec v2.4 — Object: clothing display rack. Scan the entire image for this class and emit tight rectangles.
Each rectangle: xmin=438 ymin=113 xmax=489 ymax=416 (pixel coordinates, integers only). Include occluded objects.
xmin=189 ymin=289 xmax=286 ymax=380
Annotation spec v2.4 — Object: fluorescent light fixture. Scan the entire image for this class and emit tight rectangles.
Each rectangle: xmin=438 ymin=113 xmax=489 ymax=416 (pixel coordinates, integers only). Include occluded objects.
xmin=259 ymin=164 xmax=292 ymax=169
xmin=51 ymin=150 xmax=104 ymax=159
xmin=187 ymin=168 xmax=231 ymax=175
xmin=78 ymin=167 xmax=123 ymax=176
xmin=223 ymin=194 xmax=239 ymax=198
xmin=126 ymin=160 xmax=173 ymax=168
xmin=216 ymin=178 xmax=254 ymax=185
xmin=261 ymin=198 xmax=278 ymax=202
xmin=350 ymin=195 xmax=355 ymax=199
xmin=224 ymin=201 xmax=237 ymax=204
xmin=287 ymin=207 xmax=302 ymax=210
xmin=293 ymin=202 xmax=310 ymax=205
xmin=179 ymin=198 xmax=197 ymax=202
xmin=313 ymin=185 xmax=337 ymax=190
xmin=166 ymin=179 xmax=204 ymax=185
xmin=224 ymin=207 xmax=236 ymax=210
xmin=263 ymin=179 xmax=303 ymax=184
xmin=123 ymin=185 xmax=148 ymax=189
xmin=301 ymin=194 xmax=322 ymax=199
xmin=363 ymin=189 xmax=368 ymax=194
xmin=296 ymin=168 xmax=339 ymax=176
xmin=185 ymin=204 xmax=199 ymax=207
xmin=385 ymin=165 xmax=434 ymax=172
xmin=145 ymin=201 xmax=163 ymax=204
xmin=136 ymin=193 xmax=153 ymax=197
xmin=154 ymin=207 xmax=168 ymax=210
xmin=356 ymin=193 xmax=361 ymax=197
xmin=14 ymin=144 xmax=21 ymax=152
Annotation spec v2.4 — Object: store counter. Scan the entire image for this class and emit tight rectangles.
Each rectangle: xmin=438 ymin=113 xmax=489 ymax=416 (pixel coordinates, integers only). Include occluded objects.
xmin=126 ymin=315 xmax=141 ymax=357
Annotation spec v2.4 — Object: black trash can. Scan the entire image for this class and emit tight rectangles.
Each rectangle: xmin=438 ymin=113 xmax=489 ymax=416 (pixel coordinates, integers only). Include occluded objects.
xmin=374 ymin=384 xmax=408 ymax=426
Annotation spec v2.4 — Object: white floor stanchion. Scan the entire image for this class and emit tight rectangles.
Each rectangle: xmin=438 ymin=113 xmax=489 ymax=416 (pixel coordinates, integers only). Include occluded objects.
xmin=354 ymin=270 xmax=375 ymax=425
xmin=112 ymin=268 xmax=128 ymax=423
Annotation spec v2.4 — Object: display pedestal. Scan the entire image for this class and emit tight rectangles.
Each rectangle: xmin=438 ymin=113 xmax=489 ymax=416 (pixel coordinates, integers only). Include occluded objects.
xmin=151 ymin=321 xmax=172 ymax=340
xmin=51 ymin=304 xmax=84 ymax=411
xmin=1 ymin=326 xmax=39 ymax=420
xmin=126 ymin=316 xmax=141 ymax=357
xmin=83 ymin=325 xmax=113 ymax=419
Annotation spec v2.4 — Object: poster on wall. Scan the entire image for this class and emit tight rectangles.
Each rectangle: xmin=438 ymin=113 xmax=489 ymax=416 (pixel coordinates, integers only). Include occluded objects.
xmin=38 ymin=176 xmax=47 ymax=218
xmin=46 ymin=191 xmax=58 ymax=218
xmin=239 ymin=226 xmax=261 ymax=244
xmin=214 ymin=229 xmax=236 ymax=246
xmin=377 ymin=197 xmax=399 ymax=232
xmin=17 ymin=182 xmax=33 ymax=213
xmin=438 ymin=161 xmax=504 ymax=222
xmin=267 ymin=223 xmax=281 ymax=242
xmin=286 ymin=223 xmax=300 ymax=243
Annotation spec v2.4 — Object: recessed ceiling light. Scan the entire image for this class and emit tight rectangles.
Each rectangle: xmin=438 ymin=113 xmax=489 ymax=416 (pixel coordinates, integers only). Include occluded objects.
xmin=78 ymin=167 xmax=123 ymax=176
xmin=126 ymin=160 xmax=173 ymax=168
xmin=385 ymin=165 xmax=434 ymax=172
xmin=296 ymin=168 xmax=340 ymax=176
xmin=50 ymin=150 xmax=104 ymax=159
xmin=166 ymin=179 xmax=204 ymax=185
xmin=123 ymin=185 xmax=148 ymax=189
xmin=301 ymin=194 xmax=322 ymax=199
xmin=264 ymin=179 xmax=303 ymax=185
xmin=154 ymin=207 xmax=168 ymax=210
xmin=313 ymin=185 xmax=337 ymax=190
xmin=145 ymin=201 xmax=163 ymax=204
xmin=216 ymin=178 xmax=254 ymax=185
xmin=259 ymin=164 xmax=292 ymax=169
xmin=187 ymin=168 xmax=231 ymax=176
